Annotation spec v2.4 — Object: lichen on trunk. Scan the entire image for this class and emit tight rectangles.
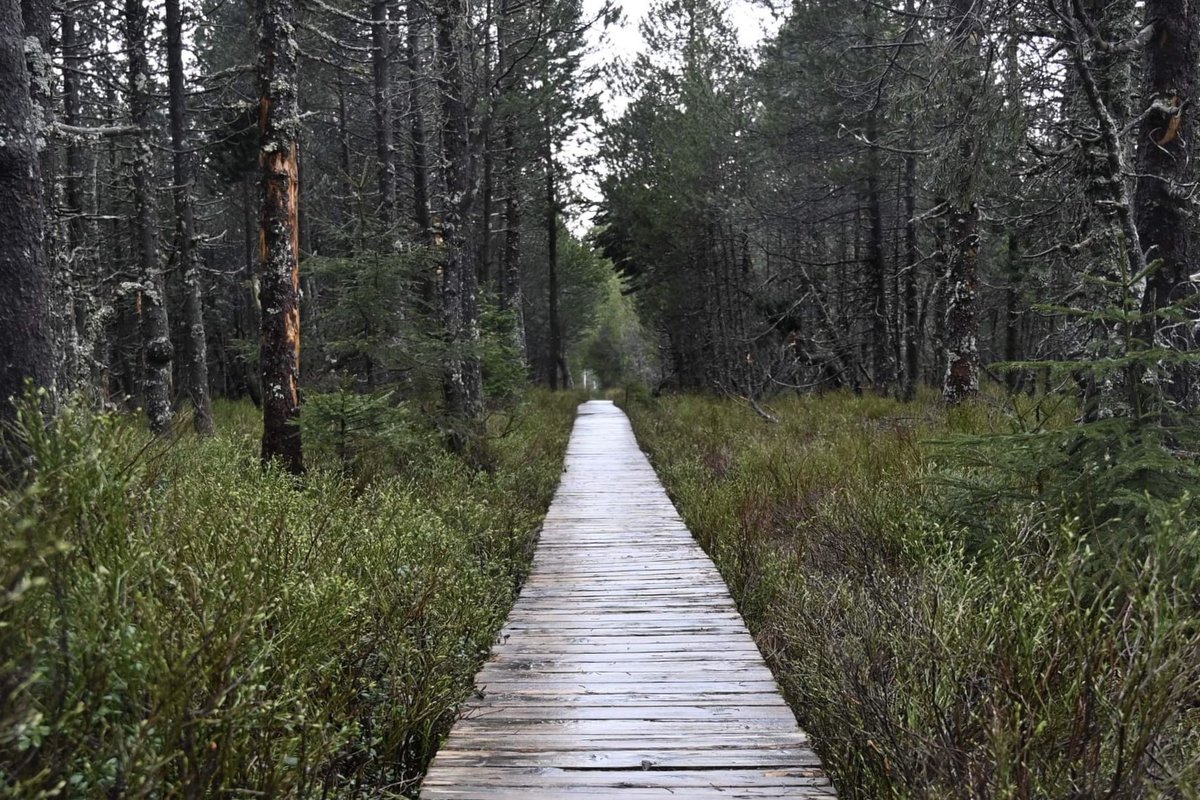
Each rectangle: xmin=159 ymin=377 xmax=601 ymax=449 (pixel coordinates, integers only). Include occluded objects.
xmin=257 ymin=0 xmax=303 ymax=473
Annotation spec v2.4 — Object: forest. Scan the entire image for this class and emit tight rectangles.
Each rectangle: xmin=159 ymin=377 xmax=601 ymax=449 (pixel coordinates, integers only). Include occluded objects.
xmin=1 ymin=0 xmax=1199 ymax=795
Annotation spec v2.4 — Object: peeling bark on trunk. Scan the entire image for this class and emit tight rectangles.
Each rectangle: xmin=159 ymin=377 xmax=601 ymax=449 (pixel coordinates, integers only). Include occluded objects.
xmin=258 ymin=0 xmax=303 ymax=473
xmin=166 ymin=0 xmax=214 ymax=434
xmin=0 ymin=0 xmax=53 ymax=425
xmin=125 ymin=0 xmax=174 ymax=434
xmin=1136 ymin=1 xmax=1198 ymax=407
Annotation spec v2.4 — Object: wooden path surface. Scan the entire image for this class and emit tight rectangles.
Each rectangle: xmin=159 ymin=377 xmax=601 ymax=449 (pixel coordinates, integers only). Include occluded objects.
xmin=420 ymin=400 xmax=833 ymax=799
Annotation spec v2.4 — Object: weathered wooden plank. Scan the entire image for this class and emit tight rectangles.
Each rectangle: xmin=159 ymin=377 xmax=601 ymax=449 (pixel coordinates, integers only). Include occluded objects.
xmin=469 ymin=691 xmax=793 ymax=706
xmin=423 ymin=788 xmax=833 ymax=799
xmin=460 ymin=705 xmax=797 ymax=721
xmin=421 ymin=767 xmax=831 ymax=789
xmin=429 ymin=747 xmax=823 ymax=768
xmin=418 ymin=401 xmax=832 ymax=798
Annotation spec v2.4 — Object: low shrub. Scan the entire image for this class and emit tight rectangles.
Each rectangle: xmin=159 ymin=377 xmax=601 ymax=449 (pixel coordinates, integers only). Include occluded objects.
xmin=0 ymin=390 xmax=581 ymax=798
xmin=625 ymin=391 xmax=1200 ymax=799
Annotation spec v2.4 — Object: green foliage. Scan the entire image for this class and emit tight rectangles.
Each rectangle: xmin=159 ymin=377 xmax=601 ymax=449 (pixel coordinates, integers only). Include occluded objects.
xmin=302 ymin=386 xmax=434 ymax=475
xmin=0 ymin=390 xmax=578 ymax=798
xmin=479 ymin=296 xmax=528 ymax=405
xmin=522 ymin=223 xmax=616 ymax=382
xmin=577 ymin=271 xmax=658 ymax=390
xmin=307 ymin=248 xmax=440 ymax=393
xmin=625 ymin=392 xmax=1200 ymax=799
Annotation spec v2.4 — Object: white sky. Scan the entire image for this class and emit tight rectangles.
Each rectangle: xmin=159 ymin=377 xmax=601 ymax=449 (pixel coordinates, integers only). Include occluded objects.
xmin=567 ymin=0 xmax=782 ymax=231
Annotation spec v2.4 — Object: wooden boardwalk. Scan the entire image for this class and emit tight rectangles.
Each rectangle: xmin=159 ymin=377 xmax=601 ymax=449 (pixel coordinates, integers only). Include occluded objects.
xmin=420 ymin=400 xmax=833 ymax=799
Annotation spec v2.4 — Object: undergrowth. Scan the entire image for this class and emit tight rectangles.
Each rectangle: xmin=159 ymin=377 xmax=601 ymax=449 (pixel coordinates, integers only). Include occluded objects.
xmin=625 ymin=390 xmax=1200 ymax=799
xmin=0 ymin=390 xmax=581 ymax=798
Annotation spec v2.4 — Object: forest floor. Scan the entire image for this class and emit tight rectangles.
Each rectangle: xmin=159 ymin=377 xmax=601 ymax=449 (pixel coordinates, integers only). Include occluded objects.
xmin=0 ymin=390 xmax=583 ymax=797
xmin=624 ymin=390 xmax=1200 ymax=799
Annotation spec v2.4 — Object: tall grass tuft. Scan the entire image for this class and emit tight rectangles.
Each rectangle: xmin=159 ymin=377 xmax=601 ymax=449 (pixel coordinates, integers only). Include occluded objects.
xmin=1 ymin=390 xmax=581 ymax=798
xmin=625 ymin=391 xmax=1200 ymax=799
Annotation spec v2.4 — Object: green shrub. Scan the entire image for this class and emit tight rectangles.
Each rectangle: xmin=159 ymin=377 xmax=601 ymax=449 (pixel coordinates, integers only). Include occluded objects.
xmin=625 ymin=392 xmax=1200 ymax=800
xmin=0 ymin=390 xmax=579 ymax=798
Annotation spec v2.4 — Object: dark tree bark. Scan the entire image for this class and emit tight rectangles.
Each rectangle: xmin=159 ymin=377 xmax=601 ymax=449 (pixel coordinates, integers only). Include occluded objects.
xmin=941 ymin=0 xmax=983 ymax=405
xmin=166 ymin=0 xmax=214 ymax=434
xmin=865 ymin=109 xmax=890 ymax=392
xmin=1004 ymin=233 xmax=1023 ymax=392
xmin=407 ymin=0 xmax=433 ymax=243
xmin=501 ymin=121 xmax=526 ymax=362
xmin=902 ymin=146 xmax=920 ymax=401
xmin=545 ymin=140 xmax=564 ymax=389
xmin=496 ymin=0 xmax=526 ymax=364
xmin=125 ymin=0 xmax=175 ymax=434
xmin=436 ymin=0 xmax=484 ymax=447
xmin=21 ymin=0 xmax=75 ymax=396
xmin=1136 ymin=0 xmax=1199 ymax=406
xmin=62 ymin=5 xmax=89 ymax=390
xmin=258 ymin=0 xmax=303 ymax=473
xmin=0 ymin=0 xmax=53 ymax=424
xmin=371 ymin=0 xmax=396 ymax=223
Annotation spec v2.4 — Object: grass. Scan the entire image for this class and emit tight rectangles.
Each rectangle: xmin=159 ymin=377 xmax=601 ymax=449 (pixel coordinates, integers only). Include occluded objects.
xmin=0 ymin=390 xmax=582 ymax=798
xmin=624 ymin=390 xmax=1200 ymax=800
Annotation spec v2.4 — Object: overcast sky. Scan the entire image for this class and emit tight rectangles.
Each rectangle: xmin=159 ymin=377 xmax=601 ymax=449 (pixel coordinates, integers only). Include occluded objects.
xmin=566 ymin=0 xmax=783 ymax=231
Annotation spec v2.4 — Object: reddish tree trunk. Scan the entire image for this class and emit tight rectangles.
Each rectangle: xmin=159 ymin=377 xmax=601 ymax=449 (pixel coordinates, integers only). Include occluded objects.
xmin=258 ymin=0 xmax=303 ymax=473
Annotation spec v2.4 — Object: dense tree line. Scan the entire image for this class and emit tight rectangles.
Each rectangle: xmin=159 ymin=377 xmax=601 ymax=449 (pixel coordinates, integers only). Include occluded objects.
xmin=3 ymin=0 xmax=1198 ymax=462
xmin=0 ymin=0 xmax=619 ymax=472
xmin=598 ymin=0 xmax=1199 ymax=416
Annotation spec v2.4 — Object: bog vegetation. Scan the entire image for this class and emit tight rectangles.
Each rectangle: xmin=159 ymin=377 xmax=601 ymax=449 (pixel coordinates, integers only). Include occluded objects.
xmin=626 ymin=391 xmax=1200 ymax=799
xmin=1 ymin=392 xmax=580 ymax=797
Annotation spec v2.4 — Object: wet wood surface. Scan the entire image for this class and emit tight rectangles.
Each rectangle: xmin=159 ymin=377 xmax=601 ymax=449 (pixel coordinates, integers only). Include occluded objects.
xmin=420 ymin=400 xmax=834 ymax=798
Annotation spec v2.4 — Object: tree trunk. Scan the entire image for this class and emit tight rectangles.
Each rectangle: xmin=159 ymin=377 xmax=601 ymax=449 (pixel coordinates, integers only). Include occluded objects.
xmin=902 ymin=146 xmax=920 ymax=401
xmin=125 ymin=0 xmax=175 ymax=434
xmin=941 ymin=0 xmax=982 ymax=404
xmin=371 ymin=0 xmax=396 ymax=224
xmin=1004 ymin=233 xmax=1022 ymax=392
xmin=496 ymin=0 xmax=526 ymax=364
xmin=62 ymin=5 xmax=89 ymax=393
xmin=166 ymin=0 xmax=214 ymax=434
xmin=1136 ymin=0 xmax=1198 ymax=407
xmin=865 ymin=109 xmax=890 ymax=392
xmin=407 ymin=0 xmax=433 ymax=243
xmin=257 ymin=0 xmax=303 ymax=473
xmin=0 ymin=0 xmax=53 ymax=425
xmin=236 ymin=174 xmax=260 ymax=404
xmin=501 ymin=121 xmax=526 ymax=363
xmin=545 ymin=139 xmax=563 ymax=390
xmin=436 ymin=0 xmax=484 ymax=448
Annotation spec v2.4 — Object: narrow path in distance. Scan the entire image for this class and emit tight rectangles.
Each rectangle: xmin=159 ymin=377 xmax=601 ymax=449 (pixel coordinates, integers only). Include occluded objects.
xmin=420 ymin=400 xmax=834 ymax=799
